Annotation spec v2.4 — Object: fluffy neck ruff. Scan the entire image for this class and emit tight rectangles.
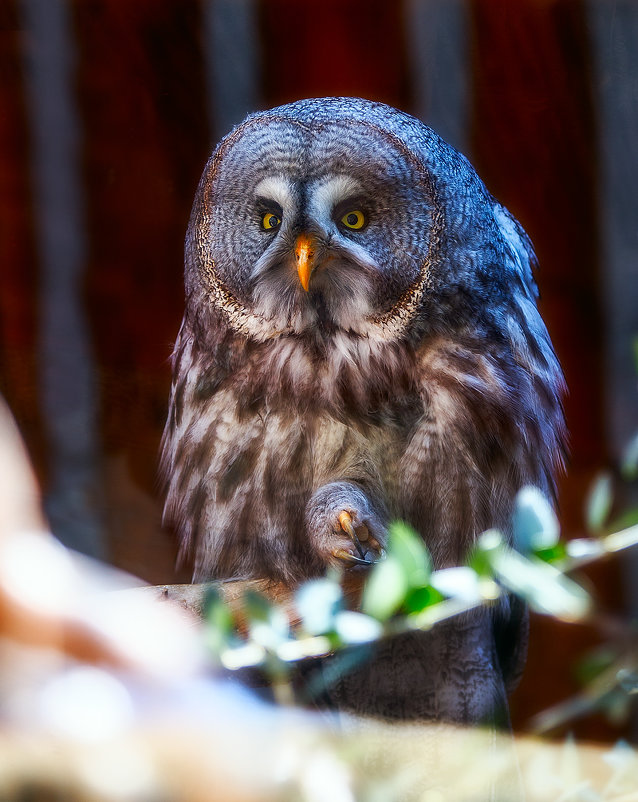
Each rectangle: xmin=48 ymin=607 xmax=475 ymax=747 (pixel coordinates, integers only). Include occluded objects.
xmin=186 ymin=307 xmax=423 ymax=428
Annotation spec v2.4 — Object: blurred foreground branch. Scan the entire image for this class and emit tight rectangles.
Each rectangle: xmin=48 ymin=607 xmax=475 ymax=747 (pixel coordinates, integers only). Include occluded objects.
xmin=2 ymin=715 xmax=638 ymax=802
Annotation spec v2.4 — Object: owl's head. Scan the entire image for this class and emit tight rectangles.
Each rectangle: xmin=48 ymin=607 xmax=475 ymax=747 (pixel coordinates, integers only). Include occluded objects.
xmin=185 ymin=97 xmax=536 ymax=346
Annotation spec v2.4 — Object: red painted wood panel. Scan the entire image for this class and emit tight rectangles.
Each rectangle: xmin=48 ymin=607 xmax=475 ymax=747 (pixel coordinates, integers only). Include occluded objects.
xmin=259 ymin=0 xmax=410 ymax=108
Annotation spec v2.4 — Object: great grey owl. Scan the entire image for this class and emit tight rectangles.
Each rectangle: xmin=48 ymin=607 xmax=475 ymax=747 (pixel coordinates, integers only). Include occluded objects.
xmin=161 ymin=97 xmax=565 ymax=722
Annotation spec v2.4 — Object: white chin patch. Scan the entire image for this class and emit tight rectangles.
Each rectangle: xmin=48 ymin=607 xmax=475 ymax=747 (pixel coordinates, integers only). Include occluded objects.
xmin=252 ymin=271 xmax=314 ymax=332
xmin=250 ymin=248 xmax=378 ymax=337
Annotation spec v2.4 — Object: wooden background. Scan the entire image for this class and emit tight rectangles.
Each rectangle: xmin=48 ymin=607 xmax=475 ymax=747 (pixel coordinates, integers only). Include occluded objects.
xmin=1 ymin=0 xmax=637 ymax=740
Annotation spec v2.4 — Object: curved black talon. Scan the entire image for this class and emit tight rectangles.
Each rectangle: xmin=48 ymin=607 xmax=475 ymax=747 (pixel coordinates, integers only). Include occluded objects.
xmin=333 ymin=548 xmax=373 ymax=566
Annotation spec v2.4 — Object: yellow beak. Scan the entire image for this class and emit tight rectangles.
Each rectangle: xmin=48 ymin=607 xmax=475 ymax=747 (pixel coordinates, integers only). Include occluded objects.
xmin=295 ymin=234 xmax=316 ymax=292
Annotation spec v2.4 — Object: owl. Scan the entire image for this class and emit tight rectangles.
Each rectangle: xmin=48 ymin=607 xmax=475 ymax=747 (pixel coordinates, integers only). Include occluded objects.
xmin=161 ymin=97 xmax=566 ymax=721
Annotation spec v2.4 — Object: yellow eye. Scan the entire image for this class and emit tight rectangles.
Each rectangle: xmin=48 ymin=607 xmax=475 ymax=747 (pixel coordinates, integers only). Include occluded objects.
xmin=262 ymin=212 xmax=281 ymax=230
xmin=340 ymin=210 xmax=366 ymax=230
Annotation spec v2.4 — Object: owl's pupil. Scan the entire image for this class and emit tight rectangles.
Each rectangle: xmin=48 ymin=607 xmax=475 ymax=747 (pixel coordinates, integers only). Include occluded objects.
xmin=346 ymin=213 xmax=358 ymax=226
xmin=262 ymin=212 xmax=280 ymax=230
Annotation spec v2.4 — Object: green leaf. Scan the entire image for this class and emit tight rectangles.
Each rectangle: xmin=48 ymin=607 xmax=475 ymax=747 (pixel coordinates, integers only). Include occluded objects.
xmin=333 ymin=611 xmax=383 ymax=644
xmin=295 ymin=578 xmax=343 ymax=635
xmin=242 ymin=590 xmax=290 ymax=648
xmin=486 ymin=544 xmax=592 ymax=622
xmin=621 ymin=431 xmax=638 ymax=481
xmin=360 ymin=521 xmax=432 ymax=622
xmin=361 ymin=554 xmax=408 ymax=621
xmin=608 ymin=507 xmax=638 ymax=531
xmin=242 ymin=589 xmax=273 ymax=621
xmin=203 ymin=587 xmax=235 ymax=654
xmin=605 ymin=689 xmax=632 ymax=726
xmin=586 ymin=472 xmax=613 ymax=533
xmin=602 ymin=523 xmax=638 ymax=553
xmin=386 ymin=520 xmax=432 ymax=588
xmin=617 ymin=669 xmax=638 ymax=695
xmin=403 ymin=585 xmax=445 ymax=614
xmin=430 ymin=566 xmax=482 ymax=603
xmin=574 ymin=646 xmax=617 ymax=686
xmin=533 ymin=541 xmax=568 ymax=564
xmin=469 ymin=529 xmax=505 ymax=577
xmin=566 ymin=538 xmax=604 ymax=561
xmin=513 ymin=486 xmax=560 ymax=552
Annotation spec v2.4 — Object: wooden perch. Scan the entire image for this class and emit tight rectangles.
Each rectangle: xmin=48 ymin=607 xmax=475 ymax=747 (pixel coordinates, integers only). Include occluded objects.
xmin=138 ymin=572 xmax=368 ymax=628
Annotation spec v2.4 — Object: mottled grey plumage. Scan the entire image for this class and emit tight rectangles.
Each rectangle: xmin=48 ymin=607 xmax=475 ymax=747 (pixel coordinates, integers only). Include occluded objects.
xmin=161 ymin=97 xmax=566 ymax=722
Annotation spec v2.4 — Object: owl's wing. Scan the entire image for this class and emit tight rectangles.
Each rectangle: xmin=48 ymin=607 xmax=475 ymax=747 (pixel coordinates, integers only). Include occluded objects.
xmin=490 ymin=207 xmax=559 ymax=694
xmin=493 ymin=203 xmax=538 ymax=299
xmin=400 ymin=199 xmax=565 ymax=702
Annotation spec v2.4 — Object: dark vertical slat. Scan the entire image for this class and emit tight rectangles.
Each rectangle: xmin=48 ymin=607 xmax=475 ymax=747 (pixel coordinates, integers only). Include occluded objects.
xmin=203 ymin=0 xmax=261 ymax=141
xmin=587 ymin=0 xmax=638 ymax=741
xmin=20 ymin=0 xmax=105 ymax=558
xmin=586 ymin=2 xmax=638 ymax=460
xmin=403 ymin=0 xmax=470 ymax=154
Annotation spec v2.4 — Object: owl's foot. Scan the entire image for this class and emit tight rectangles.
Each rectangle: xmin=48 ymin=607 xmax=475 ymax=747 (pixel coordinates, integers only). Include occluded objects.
xmin=332 ymin=511 xmax=383 ymax=566
xmin=306 ymin=483 xmax=387 ymax=571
